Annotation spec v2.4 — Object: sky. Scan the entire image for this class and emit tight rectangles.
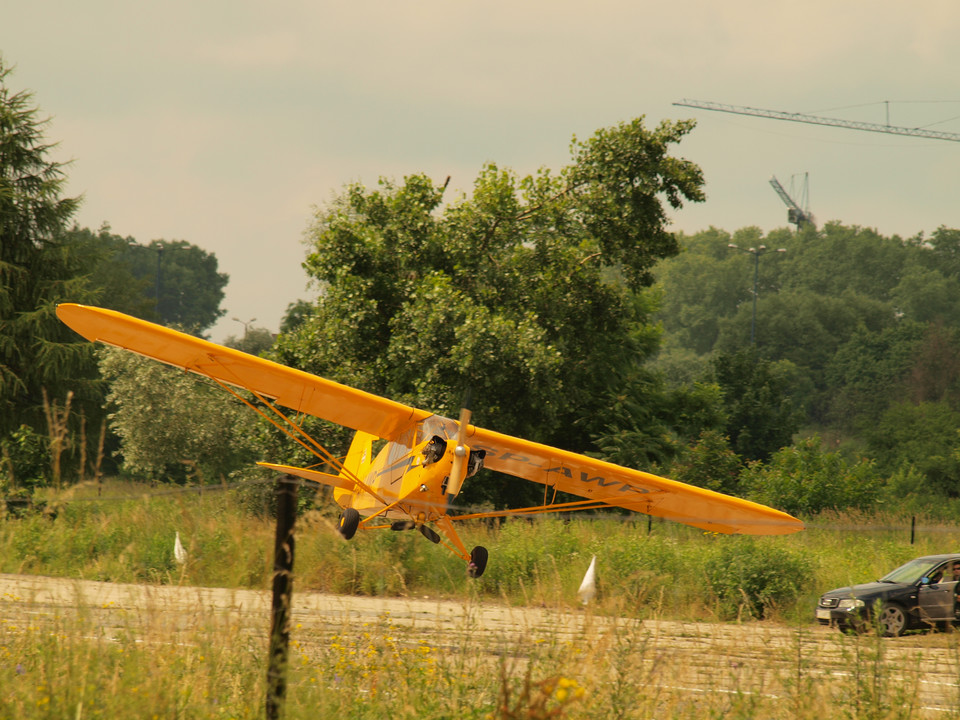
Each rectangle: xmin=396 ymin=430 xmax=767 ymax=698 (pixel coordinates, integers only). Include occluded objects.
xmin=4 ymin=1 xmax=959 ymax=342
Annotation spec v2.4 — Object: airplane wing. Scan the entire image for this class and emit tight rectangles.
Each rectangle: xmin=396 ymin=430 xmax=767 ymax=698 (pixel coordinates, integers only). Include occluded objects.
xmin=463 ymin=425 xmax=802 ymax=535
xmin=58 ymin=303 xmax=803 ymax=536
xmin=56 ymin=303 xmax=431 ymax=440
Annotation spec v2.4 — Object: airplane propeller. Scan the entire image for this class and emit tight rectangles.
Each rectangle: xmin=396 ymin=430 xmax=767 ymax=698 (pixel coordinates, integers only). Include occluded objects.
xmin=446 ymin=394 xmax=472 ymax=498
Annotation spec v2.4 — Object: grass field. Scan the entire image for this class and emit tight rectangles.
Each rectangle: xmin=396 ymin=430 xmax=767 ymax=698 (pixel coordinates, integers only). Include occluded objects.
xmin=4 ymin=479 xmax=960 ymax=717
xmin=4 ymin=480 xmax=958 ymax=622
xmin=5 ymin=576 xmax=960 ymax=719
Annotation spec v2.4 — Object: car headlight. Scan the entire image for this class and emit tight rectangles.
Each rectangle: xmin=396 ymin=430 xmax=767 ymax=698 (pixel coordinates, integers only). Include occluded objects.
xmin=837 ymin=598 xmax=865 ymax=609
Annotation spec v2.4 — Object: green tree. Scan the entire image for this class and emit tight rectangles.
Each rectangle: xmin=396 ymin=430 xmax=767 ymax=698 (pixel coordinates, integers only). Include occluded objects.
xmin=59 ymin=228 xmax=229 ymax=332
xmin=825 ymin=321 xmax=926 ymax=430
xmin=916 ymin=226 xmax=960 ymax=281
xmin=712 ymin=349 xmax=802 ymax=462
xmin=901 ymin=322 xmax=960 ymax=406
xmin=741 ymin=436 xmax=882 ymax=516
xmin=224 ymin=326 xmax=275 ymax=356
xmin=653 ymin=218 xmax=960 ymax=494
xmin=59 ymin=225 xmax=158 ymax=318
xmin=670 ymin=429 xmax=742 ymax=495
xmin=279 ymin=299 xmax=315 ymax=334
xmin=716 ymin=290 xmax=892 ymax=376
xmin=655 ymin=227 xmax=749 ymax=354
xmin=0 ymin=59 xmax=97 ymax=452
xmin=778 ymin=222 xmax=912 ymax=299
xmin=866 ymin=401 xmax=960 ymax=496
xmin=594 ymin=377 xmax=728 ymax=473
xmin=0 ymin=60 xmax=230 ymax=487
xmin=275 ymin=117 xmax=705 ymax=507
xmin=122 ymin=239 xmax=228 ymax=332
xmin=99 ymin=347 xmax=254 ymax=482
xmin=891 ymin=266 xmax=960 ymax=324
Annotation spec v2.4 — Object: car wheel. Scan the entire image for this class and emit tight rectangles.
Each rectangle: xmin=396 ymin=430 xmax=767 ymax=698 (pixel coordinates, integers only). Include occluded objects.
xmin=878 ymin=602 xmax=907 ymax=637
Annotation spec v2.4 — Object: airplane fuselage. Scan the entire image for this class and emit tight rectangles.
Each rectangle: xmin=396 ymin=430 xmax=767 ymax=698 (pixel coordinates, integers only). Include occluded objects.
xmin=334 ymin=428 xmax=465 ymax=525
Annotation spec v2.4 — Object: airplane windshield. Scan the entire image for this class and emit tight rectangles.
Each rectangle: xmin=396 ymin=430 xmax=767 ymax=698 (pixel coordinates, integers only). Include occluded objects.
xmin=419 ymin=415 xmax=452 ymax=441
xmin=880 ymin=558 xmax=947 ymax=584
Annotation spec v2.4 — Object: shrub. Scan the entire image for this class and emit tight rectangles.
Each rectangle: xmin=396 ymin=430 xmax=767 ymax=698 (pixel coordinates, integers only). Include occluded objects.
xmin=99 ymin=347 xmax=254 ymax=482
xmin=706 ymin=537 xmax=812 ymax=619
xmin=741 ymin=435 xmax=882 ymax=516
xmin=0 ymin=424 xmax=49 ymax=493
xmin=670 ymin=429 xmax=742 ymax=495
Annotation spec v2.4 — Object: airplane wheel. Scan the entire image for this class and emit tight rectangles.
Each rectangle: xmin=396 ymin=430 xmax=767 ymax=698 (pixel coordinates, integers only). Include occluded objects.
xmin=468 ymin=546 xmax=488 ymax=578
xmin=419 ymin=525 xmax=442 ymax=544
xmin=338 ymin=508 xmax=360 ymax=540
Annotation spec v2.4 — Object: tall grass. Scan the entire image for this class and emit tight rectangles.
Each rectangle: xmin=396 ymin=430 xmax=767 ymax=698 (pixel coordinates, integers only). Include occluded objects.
xmin=3 ymin=587 xmax=957 ymax=719
xmin=6 ymin=480 xmax=960 ymax=717
xmin=3 ymin=479 xmax=960 ymax=622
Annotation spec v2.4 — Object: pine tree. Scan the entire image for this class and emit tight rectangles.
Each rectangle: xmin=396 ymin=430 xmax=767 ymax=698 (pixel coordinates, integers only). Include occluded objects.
xmin=0 ymin=57 xmax=92 ymax=446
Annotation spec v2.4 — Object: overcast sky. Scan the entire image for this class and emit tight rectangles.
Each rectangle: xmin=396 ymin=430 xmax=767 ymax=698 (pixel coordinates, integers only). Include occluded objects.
xmin=4 ymin=1 xmax=959 ymax=341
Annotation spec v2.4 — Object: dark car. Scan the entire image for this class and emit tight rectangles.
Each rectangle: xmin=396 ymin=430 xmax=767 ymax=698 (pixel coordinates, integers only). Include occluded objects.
xmin=817 ymin=553 xmax=960 ymax=636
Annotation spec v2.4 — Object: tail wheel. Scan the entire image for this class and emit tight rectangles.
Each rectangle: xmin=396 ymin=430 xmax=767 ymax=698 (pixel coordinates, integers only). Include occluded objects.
xmin=338 ymin=508 xmax=360 ymax=540
xmin=468 ymin=546 xmax=488 ymax=578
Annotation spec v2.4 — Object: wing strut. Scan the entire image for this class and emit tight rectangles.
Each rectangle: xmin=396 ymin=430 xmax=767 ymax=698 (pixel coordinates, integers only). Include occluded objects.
xmin=434 ymin=515 xmax=471 ymax=561
xmin=449 ymin=497 xmax=614 ymax=521
xmin=208 ymin=375 xmax=391 ymax=506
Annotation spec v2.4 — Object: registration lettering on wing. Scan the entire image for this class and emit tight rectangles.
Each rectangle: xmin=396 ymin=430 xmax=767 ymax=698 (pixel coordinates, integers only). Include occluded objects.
xmin=544 ymin=465 xmax=652 ymax=495
xmin=475 ymin=444 xmax=653 ymax=496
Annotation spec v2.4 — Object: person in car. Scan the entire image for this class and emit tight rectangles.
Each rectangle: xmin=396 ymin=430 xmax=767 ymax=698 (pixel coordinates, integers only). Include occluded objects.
xmin=952 ymin=562 xmax=960 ymax=618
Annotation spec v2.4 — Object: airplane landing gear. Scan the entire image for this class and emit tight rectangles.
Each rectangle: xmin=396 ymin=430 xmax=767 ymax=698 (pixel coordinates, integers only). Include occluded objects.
xmin=338 ymin=508 xmax=360 ymax=540
xmin=419 ymin=525 xmax=442 ymax=544
xmin=468 ymin=546 xmax=488 ymax=578
xmin=418 ymin=525 xmax=440 ymax=545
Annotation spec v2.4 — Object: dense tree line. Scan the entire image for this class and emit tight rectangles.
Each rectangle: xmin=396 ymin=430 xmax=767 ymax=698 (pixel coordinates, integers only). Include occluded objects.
xmin=654 ymin=223 xmax=960 ymax=509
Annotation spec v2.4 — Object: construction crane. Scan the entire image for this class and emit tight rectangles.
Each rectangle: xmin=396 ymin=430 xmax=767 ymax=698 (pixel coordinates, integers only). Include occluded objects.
xmin=769 ymin=174 xmax=814 ymax=231
xmin=673 ymin=99 xmax=960 ymax=143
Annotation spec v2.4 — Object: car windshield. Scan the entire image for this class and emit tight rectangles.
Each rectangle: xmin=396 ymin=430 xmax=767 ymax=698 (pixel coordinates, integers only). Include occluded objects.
xmin=880 ymin=558 xmax=948 ymax=584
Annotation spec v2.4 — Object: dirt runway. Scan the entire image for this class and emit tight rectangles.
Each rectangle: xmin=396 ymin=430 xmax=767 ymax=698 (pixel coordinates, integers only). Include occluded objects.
xmin=3 ymin=573 xmax=960 ymax=715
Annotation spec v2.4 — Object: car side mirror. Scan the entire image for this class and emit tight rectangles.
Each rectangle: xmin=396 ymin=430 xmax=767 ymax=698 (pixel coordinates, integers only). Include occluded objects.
xmin=921 ymin=576 xmax=931 ymax=586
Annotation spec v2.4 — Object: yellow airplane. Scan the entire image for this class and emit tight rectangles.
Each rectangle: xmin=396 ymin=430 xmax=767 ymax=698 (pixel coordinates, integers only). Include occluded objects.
xmin=57 ymin=303 xmax=803 ymax=578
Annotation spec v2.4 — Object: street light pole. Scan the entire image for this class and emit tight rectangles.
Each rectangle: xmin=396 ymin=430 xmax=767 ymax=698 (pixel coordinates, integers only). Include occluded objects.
xmin=750 ymin=249 xmax=760 ymax=344
xmin=232 ymin=316 xmax=257 ymax=339
xmin=727 ymin=243 xmax=786 ymax=345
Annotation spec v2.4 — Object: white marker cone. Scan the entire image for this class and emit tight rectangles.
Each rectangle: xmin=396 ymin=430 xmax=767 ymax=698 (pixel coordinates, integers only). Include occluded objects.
xmin=174 ymin=531 xmax=187 ymax=565
xmin=577 ymin=555 xmax=597 ymax=605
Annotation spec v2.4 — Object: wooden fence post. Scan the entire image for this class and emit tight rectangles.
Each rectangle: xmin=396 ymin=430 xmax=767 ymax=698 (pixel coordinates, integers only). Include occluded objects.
xmin=266 ymin=475 xmax=298 ymax=720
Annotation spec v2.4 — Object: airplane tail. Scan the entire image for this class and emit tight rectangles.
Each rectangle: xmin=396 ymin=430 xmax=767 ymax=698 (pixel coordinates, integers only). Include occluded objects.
xmin=255 ymin=431 xmax=379 ymax=506
xmin=334 ymin=430 xmax=377 ymax=506
xmin=342 ymin=430 xmax=375 ymax=479
xmin=257 ymin=430 xmax=384 ymax=510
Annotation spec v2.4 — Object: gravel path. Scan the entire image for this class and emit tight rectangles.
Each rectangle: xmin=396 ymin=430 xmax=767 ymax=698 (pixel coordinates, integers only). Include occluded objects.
xmin=4 ymin=573 xmax=960 ymax=715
